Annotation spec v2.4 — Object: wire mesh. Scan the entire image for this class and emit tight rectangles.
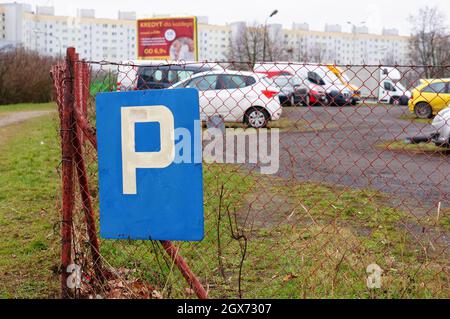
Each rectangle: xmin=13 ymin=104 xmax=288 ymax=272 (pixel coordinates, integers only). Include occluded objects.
xmin=51 ymin=48 xmax=449 ymax=299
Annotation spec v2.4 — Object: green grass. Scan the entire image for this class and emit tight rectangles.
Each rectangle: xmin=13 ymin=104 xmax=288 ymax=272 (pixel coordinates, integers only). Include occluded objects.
xmin=90 ymin=74 xmax=117 ymax=96
xmin=99 ymin=171 xmax=449 ymax=299
xmin=266 ymin=181 xmax=448 ymax=298
xmin=0 ymin=112 xmax=60 ymax=298
xmin=203 ymin=118 xmax=309 ymax=132
xmin=377 ymin=140 xmax=449 ymax=154
xmin=0 ymin=102 xmax=57 ymax=115
xmin=0 ymin=103 xmax=447 ymax=299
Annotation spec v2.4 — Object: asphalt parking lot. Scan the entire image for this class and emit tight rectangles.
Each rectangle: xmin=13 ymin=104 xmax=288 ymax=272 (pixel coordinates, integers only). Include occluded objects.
xmin=277 ymin=105 xmax=449 ymax=213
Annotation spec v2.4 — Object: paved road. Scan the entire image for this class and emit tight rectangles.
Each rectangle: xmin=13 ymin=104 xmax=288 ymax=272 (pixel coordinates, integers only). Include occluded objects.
xmin=277 ymin=105 xmax=449 ymax=212
xmin=0 ymin=110 xmax=54 ymax=128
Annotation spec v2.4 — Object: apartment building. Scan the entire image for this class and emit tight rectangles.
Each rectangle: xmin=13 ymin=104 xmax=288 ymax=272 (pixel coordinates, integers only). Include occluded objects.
xmin=0 ymin=6 xmax=5 ymax=39
xmin=198 ymin=21 xmax=232 ymax=61
xmin=0 ymin=2 xmax=410 ymax=64
xmin=283 ymin=23 xmax=410 ymax=64
xmin=0 ymin=3 xmax=136 ymax=61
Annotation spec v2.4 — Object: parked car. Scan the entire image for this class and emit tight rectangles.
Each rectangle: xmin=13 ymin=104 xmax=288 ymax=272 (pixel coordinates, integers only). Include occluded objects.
xmin=254 ymin=62 xmax=351 ymax=107
xmin=169 ymin=70 xmax=282 ymax=129
xmin=327 ymin=89 xmax=352 ymax=106
xmin=255 ymin=70 xmax=292 ymax=78
xmin=431 ymin=106 xmax=450 ymax=147
xmin=406 ymin=106 xmax=450 ymax=148
xmin=272 ymin=75 xmax=308 ymax=106
xmin=408 ymin=79 xmax=450 ymax=119
xmin=305 ymin=70 xmax=351 ymax=106
xmin=326 ymin=65 xmax=361 ymax=105
xmin=297 ymin=81 xmax=327 ymax=106
xmin=116 ymin=60 xmax=224 ymax=91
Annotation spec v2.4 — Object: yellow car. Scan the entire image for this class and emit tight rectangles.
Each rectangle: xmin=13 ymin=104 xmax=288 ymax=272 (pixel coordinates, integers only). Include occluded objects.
xmin=409 ymin=79 xmax=450 ymax=118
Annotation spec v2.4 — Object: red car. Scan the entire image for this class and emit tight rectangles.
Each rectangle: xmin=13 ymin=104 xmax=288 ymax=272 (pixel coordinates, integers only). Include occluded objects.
xmin=272 ymin=74 xmax=327 ymax=106
xmin=254 ymin=70 xmax=292 ymax=78
xmin=305 ymin=82 xmax=328 ymax=106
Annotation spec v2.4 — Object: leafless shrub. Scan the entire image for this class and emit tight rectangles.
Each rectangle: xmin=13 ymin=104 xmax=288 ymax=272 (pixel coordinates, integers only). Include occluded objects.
xmin=0 ymin=46 xmax=58 ymax=105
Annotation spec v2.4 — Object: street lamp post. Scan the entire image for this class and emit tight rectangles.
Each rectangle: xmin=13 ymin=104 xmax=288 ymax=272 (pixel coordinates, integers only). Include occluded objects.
xmin=347 ymin=21 xmax=366 ymax=64
xmin=32 ymin=29 xmax=62 ymax=58
xmin=262 ymin=9 xmax=278 ymax=62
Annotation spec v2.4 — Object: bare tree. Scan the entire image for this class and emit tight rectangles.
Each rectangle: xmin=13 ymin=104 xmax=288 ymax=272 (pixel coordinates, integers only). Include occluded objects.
xmin=285 ymin=38 xmax=309 ymax=62
xmin=408 ymin=6 xmax=450 ymax=78
xmin=265 ymin=25 xmax=286 ymax=62
xmin=310 ymin=43 xmax=326 ymax=63
xmin=382 ymin=52 xmax=397 ymax=65
xmin=228 ymin=23 xmax=287 ymax=68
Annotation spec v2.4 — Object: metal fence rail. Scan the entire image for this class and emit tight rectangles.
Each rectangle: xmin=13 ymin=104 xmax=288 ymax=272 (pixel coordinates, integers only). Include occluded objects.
xmin=51 ymin=47 xmax=449 ymax=299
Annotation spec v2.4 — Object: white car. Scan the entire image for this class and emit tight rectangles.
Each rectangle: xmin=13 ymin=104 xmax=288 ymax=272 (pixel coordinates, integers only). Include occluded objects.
xmin=169 ymin=70 xmax=282 ymax=128
xmin=431 ymin=107 xmax=450 ymax=147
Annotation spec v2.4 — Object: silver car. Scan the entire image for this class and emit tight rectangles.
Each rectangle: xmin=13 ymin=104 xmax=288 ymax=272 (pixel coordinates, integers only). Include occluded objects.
xmin=272 ymin=75 xmax=308 ymax=106
xmin=431 ymin=107 xmax=450 ymax=147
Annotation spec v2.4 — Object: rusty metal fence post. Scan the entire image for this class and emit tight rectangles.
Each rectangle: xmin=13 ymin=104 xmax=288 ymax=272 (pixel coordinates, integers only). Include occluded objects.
xmin=72 ymin=52 xmax=103 ymax=283
xmin=59 ymin=47 xmax=76 ymax=298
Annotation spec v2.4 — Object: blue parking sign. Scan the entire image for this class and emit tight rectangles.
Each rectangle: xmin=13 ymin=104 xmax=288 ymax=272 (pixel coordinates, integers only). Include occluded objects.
xmin=96 ymin=89 xmax=204 ymax=241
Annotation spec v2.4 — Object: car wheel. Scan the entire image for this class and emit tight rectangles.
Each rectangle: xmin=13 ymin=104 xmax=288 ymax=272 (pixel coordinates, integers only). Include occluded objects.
xmin=400 ymin=96 xmax=409 ymax=106
xmin=303 ymin=95 xmax=310 ymax=106
xmin=327 ymin=95 xmax=335 ymax=107
xmin=290 ymin=95 xmax=296 ymax=107
xmin=414 ymin=102 xmax=433 ymax=119
xmin=244 ymin=107 xmax=269 ymax=129
xmin=390 ymin=97 xmax=400 ymax=105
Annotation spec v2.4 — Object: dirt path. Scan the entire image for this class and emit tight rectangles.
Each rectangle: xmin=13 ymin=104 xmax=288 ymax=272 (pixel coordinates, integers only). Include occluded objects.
xmin=0 ymin=110 xmax=55 ymax=128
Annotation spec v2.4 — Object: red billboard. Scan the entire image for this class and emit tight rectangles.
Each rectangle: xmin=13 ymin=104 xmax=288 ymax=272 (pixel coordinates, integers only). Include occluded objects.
xmin=137 ymin=17 xmax=198 ymax=60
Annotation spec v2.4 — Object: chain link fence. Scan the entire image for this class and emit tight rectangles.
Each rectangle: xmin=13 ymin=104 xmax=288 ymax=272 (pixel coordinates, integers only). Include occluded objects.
xmin=50 ymin=47 xmax=449 ymax=299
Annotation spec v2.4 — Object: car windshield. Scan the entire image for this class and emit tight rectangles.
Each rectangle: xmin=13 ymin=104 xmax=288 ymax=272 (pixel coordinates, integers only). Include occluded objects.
xmin=309 ymin=67 xmax=341 ymax=86
xmin=273 ymin=76 xmax=301 ymax=88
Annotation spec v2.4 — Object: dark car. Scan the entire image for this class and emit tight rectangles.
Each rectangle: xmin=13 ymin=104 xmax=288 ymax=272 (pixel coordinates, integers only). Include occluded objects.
xmin=327 ymin=90 xmax=352 ymax=106
xmin=136 ymin=64 xmax=222 ymax=90
xmin=272 ymin=75 xmax=309 ymax=106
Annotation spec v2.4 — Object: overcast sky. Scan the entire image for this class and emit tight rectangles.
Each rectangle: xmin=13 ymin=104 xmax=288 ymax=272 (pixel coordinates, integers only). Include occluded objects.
xmin=3 ymin=0 xmax=450 ymax=35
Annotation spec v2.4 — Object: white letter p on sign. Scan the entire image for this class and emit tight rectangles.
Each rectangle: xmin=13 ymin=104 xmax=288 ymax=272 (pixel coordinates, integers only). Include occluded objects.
xmin=121 ymin=106 xmax=175 ymax=195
